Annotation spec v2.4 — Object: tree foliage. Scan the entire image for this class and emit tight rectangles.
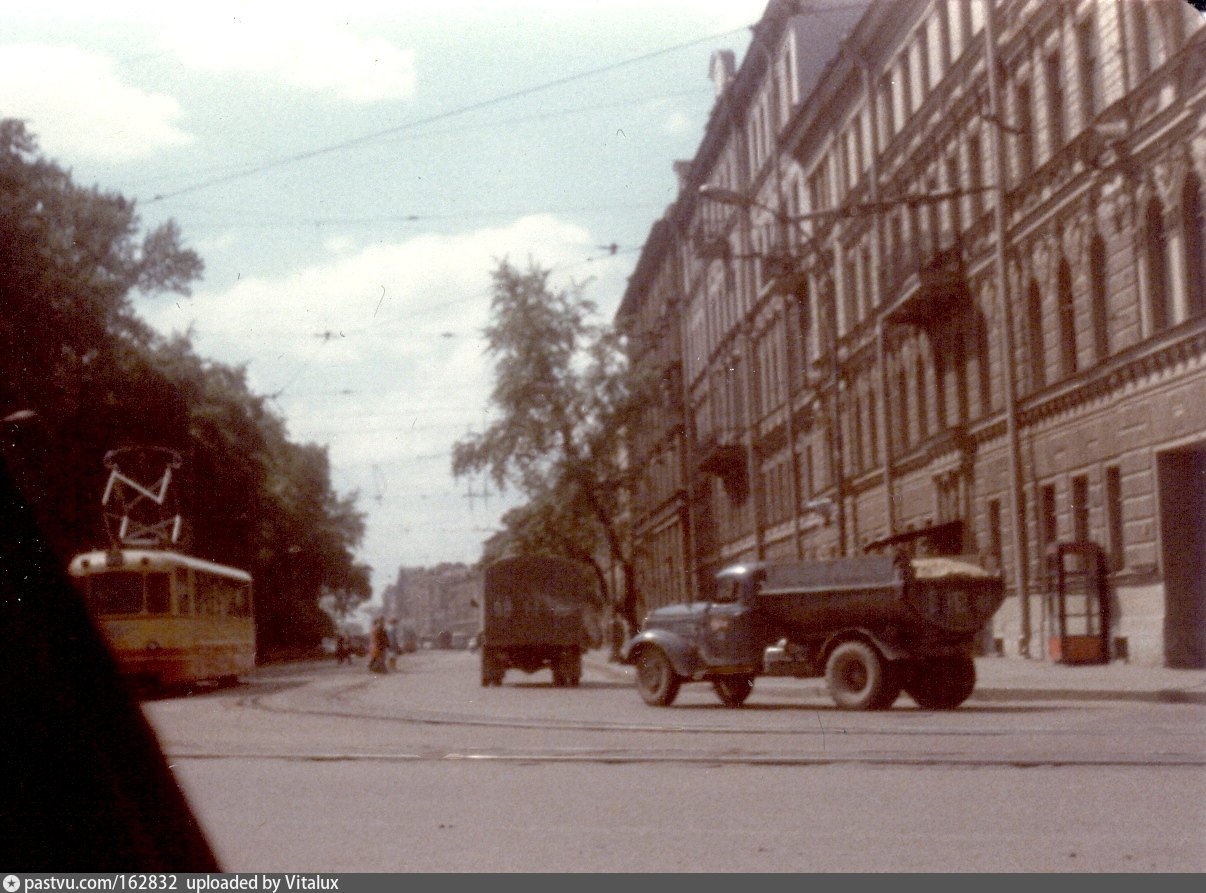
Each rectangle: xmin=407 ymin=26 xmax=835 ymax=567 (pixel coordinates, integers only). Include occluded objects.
xmin=0 ymin=119 xmax=369 ymax=657
xmin=452 ymin=259 xmax=655 ymax=633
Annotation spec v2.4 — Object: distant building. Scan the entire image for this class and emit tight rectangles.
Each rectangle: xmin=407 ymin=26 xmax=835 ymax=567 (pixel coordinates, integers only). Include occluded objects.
xmin=618 ymin=0 xmax=1206 ymax=667
xmin=382 ymin=563 xmax=481 ymax=644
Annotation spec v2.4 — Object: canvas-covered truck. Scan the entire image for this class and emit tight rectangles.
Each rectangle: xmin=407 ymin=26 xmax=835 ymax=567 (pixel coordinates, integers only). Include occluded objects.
xmin=622 ymin=553 xmax=1004 ymax=710
xmin=479 ymin=555 xmax=603 ymax=687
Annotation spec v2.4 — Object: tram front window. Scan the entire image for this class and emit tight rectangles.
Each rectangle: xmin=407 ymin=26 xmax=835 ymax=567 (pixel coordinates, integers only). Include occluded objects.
xmin=146 ymin=573 xmax=171 ymax=614
xmin=88 ymin=572 xmax=143 ymax=615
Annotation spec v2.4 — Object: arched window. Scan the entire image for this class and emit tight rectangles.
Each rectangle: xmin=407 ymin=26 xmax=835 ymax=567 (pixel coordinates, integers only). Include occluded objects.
xmin=916 ymin=351 xmax=929 ymax=440
xmin=953 ymin=329 xmax=969 ymax=424
xmin=976 ymin=309 xmax=992 ymax=416
xmin=1027 ymin=279 xmax=1046 ymax=391
xmin=1057 ymin=258 xmax=1078 ymax=376
xmin=896 ymin=365 xmax=910 ymax=450
xmin=867 ymin=386 xmax=878 ymax=466
xmin=1183 ymin=174 xmax=1205 ymax=317
xmin=1089 ymin=234 xmax=1110 ymax=361
xmin=934 ymin=340 xmax=949 ymax=429
xmin=789 ymin=286 xmax=811 ymax=382
xmin=1145 ymin=197 xmax=1172 ymax=332
xmin=1014 ymin=80 xmax=1035 ymax=181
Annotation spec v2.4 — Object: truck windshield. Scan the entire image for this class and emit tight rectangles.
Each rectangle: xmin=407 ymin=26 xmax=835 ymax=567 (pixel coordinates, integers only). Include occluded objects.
xmin=714 ymin=578 xmax=744 ymax=603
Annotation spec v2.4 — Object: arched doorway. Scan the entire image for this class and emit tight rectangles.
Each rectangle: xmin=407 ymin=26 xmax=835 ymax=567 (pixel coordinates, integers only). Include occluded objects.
xmin=1158 ymin=444 xmax=1206 ymax=667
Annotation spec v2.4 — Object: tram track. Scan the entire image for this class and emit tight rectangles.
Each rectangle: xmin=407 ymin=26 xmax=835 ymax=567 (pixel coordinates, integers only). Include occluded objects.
xmin=148 ymin=671 xmax=1206 ymax=769
xmin=163 ymin=747 xmax=1206 ymax=768
xmin=235 ymin=672 xmax=1201 ymax=739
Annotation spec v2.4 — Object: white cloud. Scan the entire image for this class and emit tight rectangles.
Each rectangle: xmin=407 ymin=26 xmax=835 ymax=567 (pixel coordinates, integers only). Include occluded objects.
xmin=158 ymin=7 xmax=416 ymax=104
xmin=662 ymin=111 xmax=693 ymax=135
xmin=143 ymin=213 xmax=617 ymax=431
xmin=0 ymin=44 xmax=192 ymax=162
xmin=139 ymin=214 xmax=623 ymax=575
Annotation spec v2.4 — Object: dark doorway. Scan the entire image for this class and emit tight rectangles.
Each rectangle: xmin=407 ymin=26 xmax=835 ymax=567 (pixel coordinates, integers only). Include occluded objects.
xmin=1157 ymin=445 xmax=1206 ymax=668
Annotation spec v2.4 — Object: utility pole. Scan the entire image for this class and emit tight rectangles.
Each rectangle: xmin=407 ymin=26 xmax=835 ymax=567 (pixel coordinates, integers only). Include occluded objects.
xmin=985 ymin=0 xmax=1033 ymax=657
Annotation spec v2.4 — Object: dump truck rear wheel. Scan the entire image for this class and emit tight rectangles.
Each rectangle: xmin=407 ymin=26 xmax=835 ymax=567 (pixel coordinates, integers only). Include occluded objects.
xmin=825 ymin=641 xmax=899 ymax=710
xmin=552 ymin=649 xmax=580 ymax=687
xmin=712 ymin=675 xmax=754 ymax=707
xmin=905 ymin=655 xmax=976 ymax=709
xmin=635 ymin=647 xmax=680 ymax=706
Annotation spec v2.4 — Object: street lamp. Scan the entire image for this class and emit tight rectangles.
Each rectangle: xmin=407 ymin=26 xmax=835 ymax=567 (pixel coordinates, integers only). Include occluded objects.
xmin=697 ymin=184 xmax=777 ymax=213
xmin=701 ymin=182 xmax=995 ymax=223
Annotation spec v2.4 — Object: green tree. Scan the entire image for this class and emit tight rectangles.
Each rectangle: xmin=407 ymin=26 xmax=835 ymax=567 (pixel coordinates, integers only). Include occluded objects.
xmin=0 ymin=119 xmax=368 ymax=657
xmin=452 ymin=259 xmax=652 ymax=634
xmin=0 ymin=119 xmax=203 ymax=556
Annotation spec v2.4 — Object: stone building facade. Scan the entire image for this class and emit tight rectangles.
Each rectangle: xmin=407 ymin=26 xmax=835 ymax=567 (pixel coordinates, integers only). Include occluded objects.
xmin=383 ymin=562 xmax=480 ymax=646
xmin=616 ymin=0 xmax=1206 ymax=666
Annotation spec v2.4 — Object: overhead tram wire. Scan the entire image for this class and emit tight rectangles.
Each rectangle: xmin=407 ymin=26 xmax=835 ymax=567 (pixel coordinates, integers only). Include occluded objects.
xmin=164 ymin=202 xmax=668 ymax=231
xmin=316 ymin=243 xmax=644 ymax=343
xmin=125 ymin=81 xmax=708 ymax=200
xmin=145 ymin=25 xmax=758 ymax=205
xmin=259 ymin=240 xmax=643 ymax=403
xmin=263 ymin=240 xmax=643 ymax=351
xmin=155 ymin=84 xmax=712 ymax=213
xmin=145 ymin=0 xmax=895 ymax=206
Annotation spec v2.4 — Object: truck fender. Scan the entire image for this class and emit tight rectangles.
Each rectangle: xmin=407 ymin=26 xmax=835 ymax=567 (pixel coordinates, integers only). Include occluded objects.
xmin=622 ymin=630 xmax=702 ymax=678
xmin=819 ymin=628 xmax=910 ymax=665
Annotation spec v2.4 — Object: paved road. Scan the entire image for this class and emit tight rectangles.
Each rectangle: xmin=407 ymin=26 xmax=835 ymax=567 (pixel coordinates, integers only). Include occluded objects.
xmin=142 ymin=651 xmax=1206 ymax=871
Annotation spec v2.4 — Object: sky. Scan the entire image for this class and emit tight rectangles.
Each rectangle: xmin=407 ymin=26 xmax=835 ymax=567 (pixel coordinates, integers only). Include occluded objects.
xmin=2 ymin=0 xmax=770 ymax=601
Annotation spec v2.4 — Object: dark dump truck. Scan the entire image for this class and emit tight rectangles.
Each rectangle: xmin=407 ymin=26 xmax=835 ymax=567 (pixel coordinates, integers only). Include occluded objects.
xmin=622 ymin=553 xmax=1004 ymax=710
xmin=479 ymin=555 xmax=602 ymax=687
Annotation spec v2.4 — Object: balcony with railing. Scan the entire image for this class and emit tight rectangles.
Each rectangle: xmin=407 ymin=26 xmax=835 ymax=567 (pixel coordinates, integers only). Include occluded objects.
xmin=696 ymin=430 xmax=748 ymax=502
xmin=883 ymin=233 xmax=969 ymax=331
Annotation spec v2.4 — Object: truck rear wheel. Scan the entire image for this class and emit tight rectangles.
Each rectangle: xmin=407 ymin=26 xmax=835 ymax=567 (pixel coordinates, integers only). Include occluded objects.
xmin=480 ymin=648 xmax=504 ymax=687
xmin=825 ymin=641 xmax=900 ymax=710
xmin=905 ymin=655 xmax=975 ymax=709
xmin=635 ymin=647 xmax=680 ymax=707
xmin=551 ymin=649 xmax=580 ymax=687
xmin=712 ymin=675 xmax=754 ymax=707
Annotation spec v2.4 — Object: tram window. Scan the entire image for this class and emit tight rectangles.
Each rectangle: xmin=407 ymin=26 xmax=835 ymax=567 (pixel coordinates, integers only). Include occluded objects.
xmin=89 ymin=572 xmax=142 ymax=614
xmin=146 ymin=573 xmax=171 ymax=614
xmin=195 ymin=574 xmax=219 ymax=615
xmin=228 ymin=584 xmax=251 ymax=617
xmin=175 ymin=568 xmax=192 ymax=614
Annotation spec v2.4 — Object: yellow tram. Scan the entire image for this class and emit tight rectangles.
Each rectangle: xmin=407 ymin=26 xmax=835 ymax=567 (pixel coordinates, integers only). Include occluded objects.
xmin=69 ymin=547 xmax=256 ymax=687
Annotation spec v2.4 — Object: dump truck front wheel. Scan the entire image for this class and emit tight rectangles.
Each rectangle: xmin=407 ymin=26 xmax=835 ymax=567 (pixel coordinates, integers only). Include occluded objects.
xmin=635 ymin=647 xmax=680 ymax=706
xmin=825 ymin=640 xmax=900 ymax=710
xmin=712 ymin=675 xmax=754 ymax=707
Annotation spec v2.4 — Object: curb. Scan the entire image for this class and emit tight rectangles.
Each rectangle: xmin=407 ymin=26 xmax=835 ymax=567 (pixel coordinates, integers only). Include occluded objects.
xmin=592 ymin=657 xmax=1206 ymax=705
xmin=971 ymin=687 xmax=1206 ymax=705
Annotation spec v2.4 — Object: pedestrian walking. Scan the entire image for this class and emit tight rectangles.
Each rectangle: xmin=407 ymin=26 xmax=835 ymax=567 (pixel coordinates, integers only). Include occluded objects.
xmin=368 ymin=617 xmax=389 ymax=673
xmin=387 ymin=618 xmax=400 ymax=671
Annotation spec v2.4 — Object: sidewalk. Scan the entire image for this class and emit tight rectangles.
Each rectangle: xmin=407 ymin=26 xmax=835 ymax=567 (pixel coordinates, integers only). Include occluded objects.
xmin=591 ymin=652 xmax=1206 ymax=705
xmin=970 ymin=655 xmax=1206 ymax=704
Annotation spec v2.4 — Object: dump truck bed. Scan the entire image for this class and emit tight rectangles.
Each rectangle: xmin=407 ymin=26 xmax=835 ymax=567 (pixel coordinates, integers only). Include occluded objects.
xmin=753 ymin=554 xmax=1003 ymax=638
